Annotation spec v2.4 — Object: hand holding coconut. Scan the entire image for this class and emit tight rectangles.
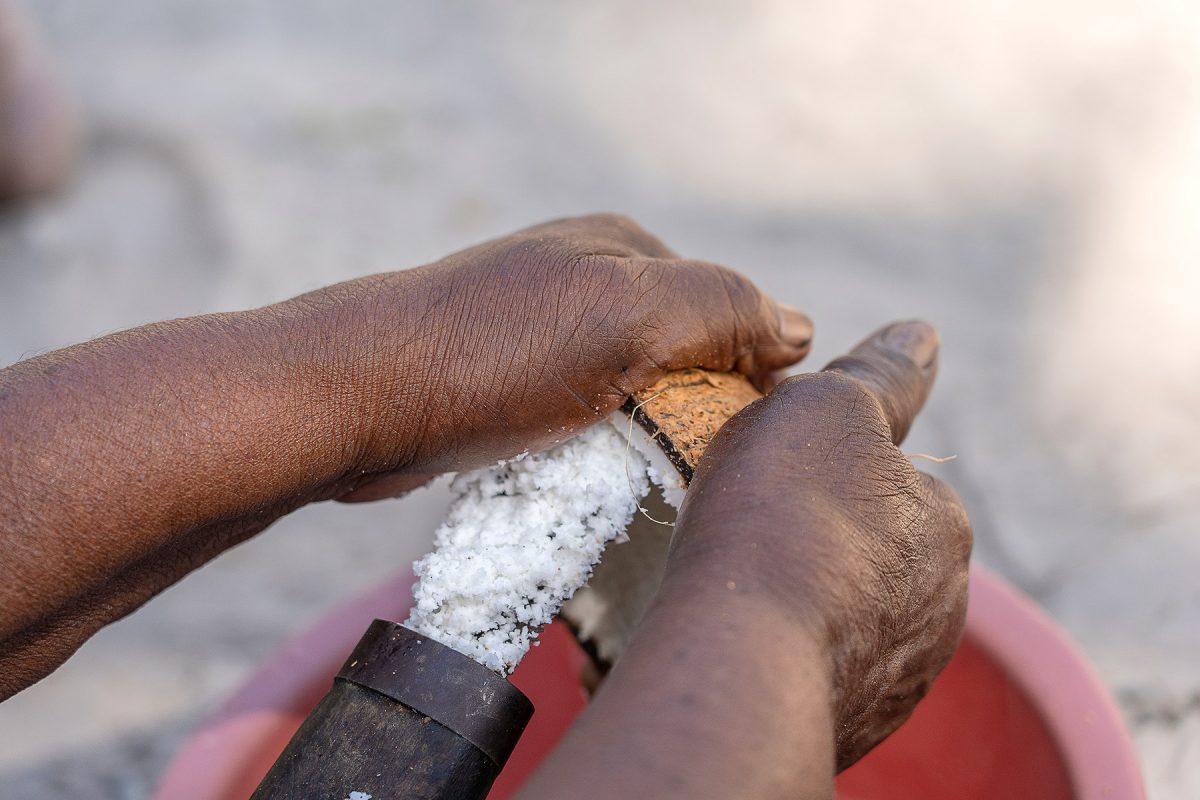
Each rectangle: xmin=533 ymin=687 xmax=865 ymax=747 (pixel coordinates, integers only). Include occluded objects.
xmin=336 ymin=212 xmax=814 ymax=500
xmin=520 ymin=321 xmax=971 ymax=799
xmin=0 ymin=214 xmax=969 ymax=800
xmin=0 ymin=214 xmax=811 ymax=697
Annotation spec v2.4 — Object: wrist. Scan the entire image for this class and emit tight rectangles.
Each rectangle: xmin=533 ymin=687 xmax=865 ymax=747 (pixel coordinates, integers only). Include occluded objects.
xmin=664 ymin=499 xmax=848 ymax=651
xmin=657 ymin=552 xmax=836 ymax=676
xmin=580 ymin=565 xmax=837 ymax=799
xmin=266 ymin=271 xmax=433 ymax=478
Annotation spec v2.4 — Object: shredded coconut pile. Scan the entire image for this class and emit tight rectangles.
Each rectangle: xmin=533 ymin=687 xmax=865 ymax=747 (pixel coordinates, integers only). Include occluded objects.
xmin=406 ymin=421 xmax=660 ymax=674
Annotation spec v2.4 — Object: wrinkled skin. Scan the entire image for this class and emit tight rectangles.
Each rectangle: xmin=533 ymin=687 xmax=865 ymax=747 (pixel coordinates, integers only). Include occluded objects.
xmin=679 ymin=325 xmax=971 ymax=771
xmin=0 ymin=214 xmax=810 ymax=698
xmin=0 ymin=214 xmax=968 ymax=797
xmin=519 ymin=322 xmax=971 ymax=799
xmin=328 ymin=213 xmax=814 ymax=497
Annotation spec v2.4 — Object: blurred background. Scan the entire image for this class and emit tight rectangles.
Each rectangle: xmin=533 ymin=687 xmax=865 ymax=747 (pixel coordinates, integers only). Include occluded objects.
xmin=0 ymin=0 xmax=1197 ymax=796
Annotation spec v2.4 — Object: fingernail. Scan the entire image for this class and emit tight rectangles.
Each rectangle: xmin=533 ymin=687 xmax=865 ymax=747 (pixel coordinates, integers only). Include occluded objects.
xmin=778 ymin=304 xmax=814 ymax=347
xmin=881 ymin=320 xmax=939 ymax=368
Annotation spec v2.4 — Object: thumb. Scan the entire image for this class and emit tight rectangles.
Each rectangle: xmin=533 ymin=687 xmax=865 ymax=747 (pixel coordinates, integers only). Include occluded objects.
xmin=822 ymin=320 xmax=939 ymax=444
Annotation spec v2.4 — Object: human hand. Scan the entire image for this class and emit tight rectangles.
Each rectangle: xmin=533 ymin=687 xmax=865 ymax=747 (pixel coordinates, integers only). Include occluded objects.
xmin=320 ymin=214 xmax=812 ymax=499
xmin=666 ymin=320 xmax=971 ymax=770
xmin=0 ymin=214 xmax=808 ymax=698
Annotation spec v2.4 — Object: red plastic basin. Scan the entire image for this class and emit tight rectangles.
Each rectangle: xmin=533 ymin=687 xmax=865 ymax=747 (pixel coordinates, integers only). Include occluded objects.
xmin=155 ymin=566 xmax=1144 ymax=799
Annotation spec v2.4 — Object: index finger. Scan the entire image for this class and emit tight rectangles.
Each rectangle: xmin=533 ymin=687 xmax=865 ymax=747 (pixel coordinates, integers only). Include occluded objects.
xmin=822 ymin=320 xmax=939 ymax=444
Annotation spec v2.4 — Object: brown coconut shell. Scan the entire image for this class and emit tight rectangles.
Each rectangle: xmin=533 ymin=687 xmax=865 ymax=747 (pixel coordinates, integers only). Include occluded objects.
xmin=621 ymin=368 xmax=763 ymax=483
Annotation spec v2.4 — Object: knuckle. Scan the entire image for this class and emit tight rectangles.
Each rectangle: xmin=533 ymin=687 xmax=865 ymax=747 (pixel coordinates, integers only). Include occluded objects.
xmin=730 ymin=374 xmax=904 ymax=500
xmin=667 ymin=261 xmax=762 ymax=316
xmin=922 ymin=473 xmax=974 ymax=559
xmin=497 ymin=235 xmax=565 ymax=271
xmin=526 ymin=239 xmax=618 ymax=281
xmin=776 ymin=371 xmax=886 ymax=425
xmin=623 ymin=256 xmax=667 ymax=292
xmin=935 ymin=477 xmax=972 ymax=534
xmin=577 ymin=211 xmax=644 ymax=236
xmin=778 ymin=370 xmax=858 ymax=402
xmin=825 ymin=351 xmax=913 ymax=394
xmin=710 ymin=263 xmax=763 ymax=312
xmin=949 ymin=501 xmax=974 ymax=558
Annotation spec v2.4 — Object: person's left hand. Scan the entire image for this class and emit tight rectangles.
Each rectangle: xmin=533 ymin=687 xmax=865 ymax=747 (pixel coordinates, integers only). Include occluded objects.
xmin=320 ymin=214 xmax=813 ymax=500
xmin=0 ymin=214 xmax=810 ymax=696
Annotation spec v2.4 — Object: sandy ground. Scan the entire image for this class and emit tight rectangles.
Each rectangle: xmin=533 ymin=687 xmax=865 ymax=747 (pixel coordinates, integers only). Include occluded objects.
xmin=1 ymin=1 xmax=1198 ymax=796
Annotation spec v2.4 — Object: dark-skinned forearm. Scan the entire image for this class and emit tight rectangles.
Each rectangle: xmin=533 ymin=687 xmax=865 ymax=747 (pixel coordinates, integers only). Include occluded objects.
xmin=519 ymin=574 xmax=836 ymax=800
xmin=0 ymin=275 xmax=428 ymax=698
xmin=0 ymin=212 xmax=818 ymax=703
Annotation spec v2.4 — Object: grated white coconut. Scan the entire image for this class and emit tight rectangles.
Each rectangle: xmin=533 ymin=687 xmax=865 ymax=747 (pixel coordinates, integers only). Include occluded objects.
xmin=405 ymin=419 xmax=668 ymax=674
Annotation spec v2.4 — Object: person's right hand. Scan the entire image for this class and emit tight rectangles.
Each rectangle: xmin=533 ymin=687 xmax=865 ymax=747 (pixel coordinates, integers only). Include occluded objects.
xmin=518 ymin=320 xmax=970 ymax=799
xmin=669 ymin=320 xmax=972 ymax=771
